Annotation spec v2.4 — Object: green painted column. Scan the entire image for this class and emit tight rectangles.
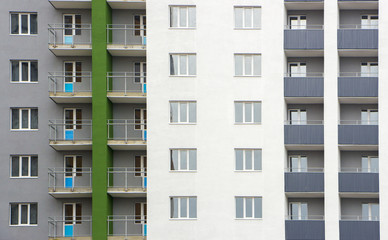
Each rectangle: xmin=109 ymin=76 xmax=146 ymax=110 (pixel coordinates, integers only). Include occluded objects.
xmin=92 ymin=0 xmax=112 ymax=239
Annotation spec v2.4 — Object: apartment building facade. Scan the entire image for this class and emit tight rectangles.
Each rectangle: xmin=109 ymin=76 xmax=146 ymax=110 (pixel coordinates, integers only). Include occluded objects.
xmin=0 ymin=0 xmax=385 ymax=239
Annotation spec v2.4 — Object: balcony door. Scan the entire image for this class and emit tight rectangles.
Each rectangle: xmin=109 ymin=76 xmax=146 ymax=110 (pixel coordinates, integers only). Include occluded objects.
xmin=289 ymin=202 xmax=308 ymax=220
xmin=135 ymin=108 xmax=147 ymax=140
xmin=361 ymin=15 xmax=378 ymax=29
xmin=361 ymin=62 xmax=378 ymax=77
xmin=134 ymin=62 xmax=147 ymax=93
xmin=63 ymin=14 xmax=81 ymax=44
xmin=362 ymin=156 xmax=379 ymax=173
xmin=289 ymin=62 xmax=306 ymax=77
xmin=289 ymin=109 xmax=307 ymax=125
xmin=289 ymin=15 xmax=306 ymax=29
xmin=289 ymin=156 xmax=307 ymax=172
xmin=135 ymin=202 xmax=147 ymax=236
xmin=135 ymin=155 xmax=147 ymax=188
xmin=361 ymin=109 xmax=378 ymax=125
xmin=64 ymin=61 xmax=82 ymax=92
xmin=63 ymin=203 xmax=82 ymax=237
xmin=134 ymin=15 xmax=146 ymax=44
xmin=64 ymin=156 xmax=82 ymax=188
xmin=362 ymin=203 xmax=379 ymax=221
xmin=64 ymin=108 xmax=82 ymax=140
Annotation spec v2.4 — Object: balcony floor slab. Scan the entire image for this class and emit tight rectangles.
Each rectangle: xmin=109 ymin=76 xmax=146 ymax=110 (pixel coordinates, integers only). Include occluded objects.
xmin=107 ymin=92 xmax=146 ymax=103
xmin=49 ymin=92 xmax=92 ymax=103
xmin=108 ymin=140 xmax=147 ymax=150
xmin=49 ymin=140 xmax=92 ymax=151
xmin=49 ymin=188 xmax=92 ymax=198
xmin=107 ymin=0 xmax=146 ymax=9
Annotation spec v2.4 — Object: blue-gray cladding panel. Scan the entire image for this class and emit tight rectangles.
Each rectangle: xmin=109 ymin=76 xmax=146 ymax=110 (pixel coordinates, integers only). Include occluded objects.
xmin=285 ymin=173 xmax=324 ymax=192
xmin=340 ymin=221 xmax=380 ymax=240
xmin=338 ymin=77 xmax=378 ymax=97
xmin=285 ymin=220 xmax=325 ymax=240
xmin=338 ymin=29 xmax=378 ymax=49
xmin=339 ymin=173 xmax=379 ymax=192
xmin=338 ymin=125 xmax=378 ymax=145
xmin=284 ymin=125 xmax=324 ymax=145
xmin=284 ymin=77 xmax=324 ymax=97
xmin=284 ymin=30 xmax=324 ymax=49
xmin=285 ymin=0 xmax=323 ymax=2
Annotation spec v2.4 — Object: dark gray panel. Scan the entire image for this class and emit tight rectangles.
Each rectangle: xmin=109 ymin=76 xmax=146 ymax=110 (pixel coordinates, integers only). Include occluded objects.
xmin=338 ymin=125 xmax=378 ymax=145
xmin=285 ymin=0 xmax=323 ymax=1
xmin=338 ymin=29 xmax=378 ymax=49
xmin=285 ymin=220 xmax=325 ymax=240
xmin=338 ymin=77 xmax=378 ymax=97
xmin=284 ymin=77 xmax=324 ymax=97
xmin=339 ymin=0 xmax=377 ymax=1
xmin=284 ymin=30 xmax=324 ymax=49
xmin=339 ymin=173 xmax=379 ymax=192
xmin=284 ymin=125 xmax=324 ymax=144
xmin=340 ymin=221 xmax=380 ymax=240
xmin=285 ymin=173 xmax=324 ymax=192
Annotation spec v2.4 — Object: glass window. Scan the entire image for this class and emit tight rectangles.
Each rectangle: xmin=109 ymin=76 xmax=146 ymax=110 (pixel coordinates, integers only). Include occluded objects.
xmin=235 ymin=54 xmax=261 ymax=76
xmin=170 ymin=54 xmax=196 ymax=76
xmin=234 ymin=7 xmax=261 ymax=29
xmin=170 ymin=101 xmax=197 ymax=123
xmin=170 ymin=6 xmax=196 ymax=28
xmin=235 ymin=149 xmax=262 ymax=171
xmin=235 ymin=102 xmax=261 ymax=124
xmin=10 ymin=203 xmax=38 ymax=225
xmin=236 ymin=197 xmax=262 ymax=219
xmin=289 ymin=202 xmax=308 ymax=220
xmin=10 ymin=156 xmax=38 ymax=178
xmin=170 ymin=197 xmax=197 ymax=219
xmin=11 ymin=60 xmax=38 ymax=82
xmin=10 ymin=13 xmax=38 ymax=35
xmin=171 ymin=149 xmax=197 ymax=171
xmin=11 ymin=108 xmax=38 ymax=130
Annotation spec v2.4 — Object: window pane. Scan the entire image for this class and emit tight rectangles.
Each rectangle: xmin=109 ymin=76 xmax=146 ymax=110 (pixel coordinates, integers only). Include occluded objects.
xmin=31 ymin=156 xmax=38 ymax=177
xmin=188 ymin=7 xmax=196 ymax=27
xmin=11 ymin=61 xmax=19 ymax=82
xmin=180 ymin=150 xmax=188 ymax=170
xmin=236 ymin=198 xmax=244 ymax=218
xmin=180 ymin=102 xmax=188 ymax=122
xmin=189 ymin=197 xmax=197 ymax=218
xmin=11 ymin=14 xmax=19 ymax=34
xmin=170 ymin=102 xmax=178 ymax=122
xmin=235 ymin=55 xmax=243 ymax=76
xmin=253 ymin=102 xmax=261 ymax=123
xmin=245 ymin=150 xmax=253 ymax=170
xmin=171 ymin=198 xmax=178 ymax=218
xmin=253 ymin=8 xmax=261 ymax=28
xmin=371 ymin=204 xmax=379 ymax=220
xmin=171 ymin=150 xmax=178 ymax=170
xmin=188 ymin=55 xmax=196 ymax=75
xmin=235 ymin=8 xmax=243 ymax=28
xmin=31 ymin=109 xmax=38 ymax=129
xmin=245 ymin=103 xmax=252 ymax=122
xmin=30 ymin=62 xmax=38 ymax=82
xmin=235 ymin=103 xmax=243 ymax=123
xmin=246 ymin=198 xmax=253 ymax=218
xmin=22 ymin=110 xmax=29 ymax=129
xmin=254 ymin=150 xmax=262 ymax=170
xmin=30 ymin=204 xmax=37 ymax=224
xmin=189 ymin=150 xmax=197 ymax=170
xmin=21 ymin=15 xmax=28 ymax=34
xmin=362 ymin=204 xmax=369 ymax=220
xmin=370 ymin=157 xmax=379 ymax=173
xmin=11 ymin=204 xmax=18 ymax=225
xmin=235 ymin=150 xmax=243 ymax=170
xmin=21 ymin=62 xmax=29 ymax=81
xmin=21 ymin=157 xmax=29 ymax=176
xmin=171 ymin=7 xmax=178 ymax=27
xmin=21 ymin=205 xmax=28 ymax=224
xmin=301 ymin=203 xmax=308 ymax=220
xmin=180 ymin=55 xmax=187 ymax=75
xmin=244 ymin=55 xmax=252 ymax=75
xmin=189 ymin=102 xmax=197 ymax=123
xmin=170 ymin=55 xmax=179 ymax=75
xmin=244 ymin=8 xmax=252 ymax=28
xmin=12 ymin=157 xmax=19 ymax=177
xmin=180 ymin=198 xmax=187 ymax=218
xmin=179 ymin=7 xmax=187 ymax=27
xmin=253 ymin=55 xmax=261 ymax=76
xmin=254 ymin=198 xmax=262 ymax=218
xmin=30 ymin=14 xmax=37 ymax=34
xmin=12 ymin=109 xmax=19 ymax=129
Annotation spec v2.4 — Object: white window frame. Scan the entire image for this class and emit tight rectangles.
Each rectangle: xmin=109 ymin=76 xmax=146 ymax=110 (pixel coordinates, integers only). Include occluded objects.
xmin=169 ymin=101 xmax=197 ymax=124
xmin=170 ymin=5 xmax=196 ymax=28
xmin=134 ymin=202 xmax=147 ymax=224
xmin=235 ymin=196 xmax=262 ymax=219
xmin=9 ymin=203 xmax=38 ymax=226
xmin=361 ymin=156 xmax=379 ymax=173
xmin=134 ymin=155 xmax=147 ymax=177
xmin=288 ymin=62 xmax=307 ymax=77
xmin=288 ymin=15 xmax=307 ymax=29
xmin=361 ymin=62 xmax=378 ymax=77
xmin=63 ymin=203 xmax=82 ymax=225
xmin=288 ymin=155 xmax=308 ymax=172
xmin=10 ymin=155 xmax=38 ymax=178
xmin=134 ymin=62 xmax=147 ymax=84
xmin=10 ymin=12 xmax=37 ymax=35
xmin=134 ymin=15 xmax=146 ymax=37
xmin=63 ymin=14 xmax=81 ymax=36
xmin=362 ymin=203 xmax=379 ymax=221
xmin=235 ymin=149 xmax=262 ymax=171
xmin=10 ymin=108 xmax=38 ymax=130
xmin=234 ymin=6 xmax=261 ymax=29
xmin=170 ymin=196 xmax=197 ymax=219
xmin=234 ymin=54 xmax=261 ymax=76
xmin=361 ymin=15 xmax=378 ymax=29
xmin=289 ymin=202 xmax=308 ymax=220
xmin=361 ymin=109 xmax=378 ymax=125
xmin=170 ymin=149 xmax=197 ymax=171
xmin=134 ymin=108 xmax=147 ymax=130
xmin=288 ymin=109 xmax=307 ymax=125
xmin=10 ymin=60 xmax=38 ymax=83
xmin=169 ymin=54 xmax=197 ymax=76
xmin=234 ymin=101 xmax=261 ymax=124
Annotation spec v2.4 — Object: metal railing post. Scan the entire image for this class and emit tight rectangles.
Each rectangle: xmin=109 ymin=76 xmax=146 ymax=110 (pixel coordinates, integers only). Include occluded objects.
xmin=125 ymin=215 xmax=128 ymax=237
xmin=125 ymin=120 xmax=128 ymax=142
xmin=125 ymin=168 xmax=128 ymax=191
xmin=53 ymin=170 xmax=56 ymax=192
xmin=124 ymin=25 xmax=127 ymax=47
xmin=125 ymin=72 xmax=127 ymax=96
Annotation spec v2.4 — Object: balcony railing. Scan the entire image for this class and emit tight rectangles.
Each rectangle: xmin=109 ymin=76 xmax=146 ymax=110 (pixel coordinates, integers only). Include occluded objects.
xmin=49 ymin=72 xmax=92 ymax=94
xmin=285 ymin=217 xmax=325 ymax=240
xmin=341 ymin=215 xmax=379 ymax=221
xmin=285 ymin=25 xmax=324 ymax=30
xmin=285 ymin=120 xmax=324 ymax=125
xmin=339 ymin=120 xmax=378 ymax=125
xmin=339 ymin=24 xmax=378 ymax=29
xmin=108 ymin=167 xmax=147 ymax=190
xmin=48 ymin=167 xmax=92 ymax=192
xmin=338 ymin=26 xmax=378 ymax=49
xmin=338 ymin=122 xmax=378 ymax=145
xmin=284 ymin=120 xmax=324 ymax=145
xmin=284 ymin=74 xmax=324 ymax=98
xmin=340 ymin=167 xmax=378 ymax=173
xmin=339 ymin=72 xmax=378 ymax=77
xmin=340 ymin=219 xmax=380 ymax=240
xmin=286 ymin=215 xmax=324 ymax=220
xmin=107 ymin=72 xmax=147 ymax=95
xmin=49 ymin=119 xmax=93 ymax=141
xmin=107 ymin=119 xmax=147 ymax=141
xmin=285 ymin=169 xmax=324 ymax=192
xmin=285 ymin=72 xmax=324 ymax=77
xmin=107 ymin=24 xmax=147 ymax=46
xmin=107 ymin=215 xmax=147 ymax=237
xmin=285 ymin=167 xmax=324 ymax=172
xmin=48 ymin=24 xmax=92 ymax=46
xmin=338 ymin=74 xmax=378 ymax=97
xmin=49 ymin=216 xmax=92 ymax=238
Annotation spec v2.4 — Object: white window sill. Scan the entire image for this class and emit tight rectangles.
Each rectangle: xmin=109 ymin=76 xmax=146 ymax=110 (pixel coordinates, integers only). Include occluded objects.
xmin=10 ymin=82 xmax=39 ymax=84
xmin=9 ymin=34 xmax=38 ymax=37
xmin=169 ymin=27 xmax=197 ymax=30
xmin=169 ymin=218 xmax=197 ymax=221
xmin=234 ymin=28 xmax=261 ymax=30
xmin=169 ymin=75 xmax=197 ymax=78
xmin=10 ymin=177 xmax=38 ymax=179
xmin=234 ymin=75 xmax=261 ymax=78
xmin=10 ymin=129 xmax=39 ymax=132
xmin=235 ymin=218 xmax=262 ymax=220
xmin=169 ymin=123 xmax=197 ymax=125
xmin=234 ymin=170 xmax=262 ymax=173
xmin=234 ymin=123 xmax=261 ymax=125
xmin=9 ymin=224 xmax=38 ymax=227
xmin=169 ymin=170 xmax=197 ymax=173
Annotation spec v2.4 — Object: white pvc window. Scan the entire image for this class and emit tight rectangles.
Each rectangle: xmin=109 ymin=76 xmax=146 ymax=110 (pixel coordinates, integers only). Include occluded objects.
xmin=289 ymin=156 xmax=307 ymax=172
xmin=289 ymin=109 xmax=307 ymax=125
xmin=289 ymin=15 xmax=306 ymax=29
xmin=170 ymin=54 xmax=196 ymax=76
xmin=362 ymin=156 xmax=379 ymax=173
xmin=361 ymin=109 xmax=378 ymax=125
xmin=170 ymin=197 xmax=197 ymax=219
xmin=170 ymin=101 xmax=197 ymax=123
xmin=362 ymin=203 xmax=379 ymax=221
xmin=11 ymin=60 xmax=38 ymax=82
xmin=11 ymin=156 xmax=38 ymax=178
xmin=235 ymin=102 xmax=261 ymax=124
xmin=234 ymin=7 xmax=261 ymax=29
xmin=289 ymin=202 xmax=308 ymax=220
xmin=235 ymin=54 xmax=261 ymax=76
xmin=235 ymin=149 xmax=262 ymax=171
xmin=289 ymin=62 xmax=306 ymax=77
xmin=10 ymin=13 xmax=38 ymax=35
xmin=235 ymin=197 xmax=262 ymax=219
xmin=171 ymin=149 xmax=197 ymax=171
xmin=11 ymin=108 xmax=38 ymax=130
xmin=361 ymin=62 xmax=378 ymax=77
xmin=170 ymin=6 xmax=196 ymax=28
xmin=10 ymin=203 xmax=37 ymax=226
xmin=361 ymin=15 xmax=378 ymax=29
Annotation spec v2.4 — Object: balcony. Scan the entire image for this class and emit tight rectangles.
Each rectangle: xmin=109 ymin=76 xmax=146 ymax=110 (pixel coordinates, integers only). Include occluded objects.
xmin=339 ymin=169 xmax=379 ymax=195
xmin=107 ymin=120 xmax=147 ymax=150
xmin=285 ymin=216 xmax=325 ymax=240
xmin=107 ymin=72 xmax=146 ymax=103
xmin=49 ymin=216 xmax=92 ymax=239
xmin=107 ymin=25 xmax=146 ymax=56
xmin=338 ymin=25 xmax=378 ymax=56
xmin=284 ymin=25 xmax=324 ymax=57
xmin=108 ymin=215 xmax=147 ymax=240
xmin=284 ymin=121 xmax=324 ymax=149
xmin=49 ymin=72 xmax=92 ymax=103
xmin=338 ymin=73 xmax=378 ymax=103
xmin=107 ymin=167 xmax=147 ymax=197
xmin=48 ymin=24 xmax=92 ymax=56
xmin=49 ymin=0 xmax=91 ymax=9
xmin=48 ymin=168 xmax=92 ymax=198
xmin=284 ymin=73 xmax=324 ymax=103
xmin=338 ymin=121 xmax=378 ymax=149
xmin=284 ymin=0 xmax=324 ymax=11
xmin=340 ymin=217 xmax=379 ymax=240
xmin=49 ymin=120 xmax=92 ymax=151
xmin=285 ymin=168 xmax=324 ymax=195
xmin=107 ymin=0 xmax=146 ymax=9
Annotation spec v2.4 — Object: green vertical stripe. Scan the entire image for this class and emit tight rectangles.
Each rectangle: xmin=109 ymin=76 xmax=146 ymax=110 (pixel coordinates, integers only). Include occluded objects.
xmin=92 ymin=0 xmax=112 ymax=239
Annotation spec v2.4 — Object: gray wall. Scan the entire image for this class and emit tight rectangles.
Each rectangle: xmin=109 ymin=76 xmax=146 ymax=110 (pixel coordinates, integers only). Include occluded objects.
xmin=341 ymin=198 xmax=379 ymax=216
xmin=340 ymin=10 xmax=378 ymax=25
xmin=287 ymin=151 xmax=324 ymax=169
xmin=340 ymin=57 xmax=378 ymax=73
xmin=287 ymin=57 xmax=324 ymax=74
xmin=112 ymin=198 xmax=147 ymax=236
xmin=287 ymin=11 xmax=324 ymax=26
xmin=287 ymin=104 xmax=324 ymax=121
xmin=341 ymin=151 xmax=378 ymax=169
xmin=287 ymin=198 xmax=324 ymax=216
xmin=340 ymin=104 xmax=378 ymax=121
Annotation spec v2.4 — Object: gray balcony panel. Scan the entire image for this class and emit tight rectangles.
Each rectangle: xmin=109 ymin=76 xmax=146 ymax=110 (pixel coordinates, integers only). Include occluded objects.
xmin=285 ymin=0 xmax=323 ymax=1
xmin=338 ymin=77 xmax=378 ymax=97
xmin=338 ymin=29 xmax=378 ymax=49
xmin=284 ymin=125 xmax=324 ymax=145
xmin=284 ymin=77 xmax=324 ymax=97
xmin=340 ymin=221 xmax=379 ymax=240
xmin=285 ymin=220 xmax=325 ymax=240
xmin=338 ymin=125 xmax=378 ymax=145
xmin=285 ymin=172 xmax=324 ymax=192
xmin=284 ymin=30 xmax=324 ymax=50
xmin=339 ymin=0 xmax=377 ymax=1
xmin=339 ymin=173 xmax=379 ymax=192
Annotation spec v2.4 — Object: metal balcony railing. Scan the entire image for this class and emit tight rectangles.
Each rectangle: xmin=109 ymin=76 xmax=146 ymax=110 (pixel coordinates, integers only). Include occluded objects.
xmin=285 ymin=120 xmax=324 ymax=125
xmin=107 ymin=72 xmax=147 ymax=94
xmin=49 ymin=216 xmax=92 ymax=238
xmin=339 ymin=120 xmax=378 ymax=125
xmin=285 ymin=72 xmax=324 ymax=77
xmin=285 ymin=25 xmax=324 ymax=30
xmin=48 ymin=24 xmax=92 ymax=46
xmin=107 ymin=24 xmax=147 ymax=46
xmin=107 ymin=119 xmax=147 ymax=141
xmin=48 ymin=167 xmax=92 ymax=191
xmin=285 ymin=167 xmax=324 ymax=172
xmin=339 ymin=24 xmax=378 ymax=29
xmin=49 ymin=119 xmax=93 ymax=141
xmin=286 ymin=215 xmax=325 ymax=220
xmin=341 ymin=215 xmax=379 ymax=221
xmin=108 ymin=167 xmax=147 ymax=190
xmin=339 ymin=72 xmax=378 ymax=77
xmin=107 ymin=215 xmax=147 ymax=237
xmin=49 ymin=72 xmax=92 ymax=94
xmin=340 ymin=167 xmax=378 ymax=173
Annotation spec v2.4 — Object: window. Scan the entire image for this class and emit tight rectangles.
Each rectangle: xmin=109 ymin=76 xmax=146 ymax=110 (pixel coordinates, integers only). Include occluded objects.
xmin=10 ymin=12 xmax=37 ymax=35
xmin=361 ymin=15 xmax=378 ymax=29
xmin=170 ymin=54 xmax=196 ymax=76
xmin=135 ymin=202 xmax=147 ymax=224
xmin=64 ymin=108 xmax=82 ymax=129
xmin=235 ymin=197 xmax=262 ymax=219
xmin=10 ymin=203 xmax=37 ymax=225
xmin=135 ymin=156 xmax=147 ymax=177
xmin=135 ymin=109 xmax=147 ymax=130
xmin=288 ymin=62 xmax=306 ymax=77
xmin=11 ymin=60 xmax=38 ymax=82
xmin=11 ymin=156 xmax=38 ymax=178
xmin=362 ymin=203 xmax=379 ymax=221
xmin=171 ymin=149 xmax=197 ymax=171
xmin=361 ymin=109 xmax=378 ymax=125
xmin=234 ymin=7 xmax=261 ymax=29
xmin=235 ymin=149 xmax=262 ymax=171
xmin=170 ymin=197 xmax=197 ymax=219
xmin=361 ymin=62 xmax=378 ymax=77
xmin=134 ymin=15 xmax=146 ymax=36
xmin=65 ymin=156 xmax=83 ymax=177
xmin=288 ymin=109 xmax=307 ymax=125
xmin=64 ymin=203 xmax=82 ymax=224
xmin=63 ymin=14 xmax=81 ymax=36
xmin=362 ymin=156 xmax=379 ymax=173
xmin=170 ymin=101 xmax=197 ymax=123
xmin=289 ymin=156 xmax=307 ymax=172
xmin=235 ymin=54 xmax=261 ymax=76
xmin=64 ymin=61 xmax=82 ymax=83
xmin=11 ymin=108 xmax=38 ymax=130
xmin=289 ymin=15 xmax=306 ymax=29
xmin=134 ymin=62 xmax=147 ymax=83
xmin=170 ymin=6 xmax=196 ymax=28
xmin=235 ymin=102 xmax=261 ymax=124
xmin=289 ymin=202 xmax=308 ymax=220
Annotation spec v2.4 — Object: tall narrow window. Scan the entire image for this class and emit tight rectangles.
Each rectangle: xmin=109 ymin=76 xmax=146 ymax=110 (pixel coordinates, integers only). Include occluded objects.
xmin=64 ymin=108 xmax=82 ymax=130
xmin=134 ymin=15 xmax=146 ymax=36
xmin=235 ymin=54 xmax=261 ymax=76
xmin=362 ymin=156 xmax=379 ymax=173
xmin=135 ymin=202 xmax=147 ymax=224
xmin=63 ymin=14 xmax=82 ymax=36
xmin=236 ymin=197 xmax=262 ymax=219
xmin=235 ymin=149 xmax=262 ymax=171
xmin=64 ymin=203 xmax=82 ymax=225
xmin=11 ymin=60 xmax=38 ymax=82
xmin=134 ymin=62 xmax=147 ymax=83
xmin=170 ymin=6 xmax=196 ymax=28
xmin=134 ymin=109 xmax=147 ymax=130
xmin=289 ymin=15 xmax=307 ymax=29
xmin=289 ymin=202 xmax=308 ymax=220
xmin=170 ymin=197 xmax=197 ymax=219
xmin=11 ymin=156 xmax=38 ymax=178
xmin=234 ymin=7 xmax=261 ymax=29
xmin=171 ymin=149 xmax=197 ymax=171
xmin=170 ymin=54 xmax=196 ymax=76
xmin=170 ymin=101 xmax=197 ymax=123
xmin=235 ymin=101 xmax=261 ymax=124
xmin=289 ymin=109 xmax=307 ymax=125
xmin=65 ymin=156 xmax=83 ymax=177
xmin=361 ymin=109 xmax=378 ymax=125
xmin=10 ymin=203 xmax=38 ymax=225
xmin=11 ymin=108 xmax=38 ymax=130
xmin=64 ymin=61 xmax=82 ymax=84
xmin=10 ymin=13 xmax=38 ymax=35
xmin=135 ymin=156 xmax=147 ymax=177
